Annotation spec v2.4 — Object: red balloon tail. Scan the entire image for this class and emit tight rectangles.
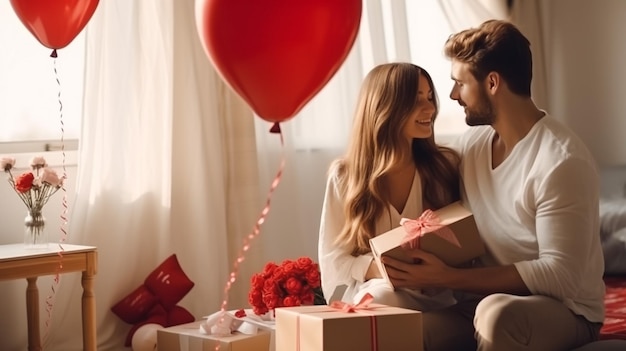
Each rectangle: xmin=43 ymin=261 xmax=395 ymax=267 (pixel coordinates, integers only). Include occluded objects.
xmin=215 ymin=132 xmax=286 ymax=351
xmin=53 ymin=54 xmax=69 ymax=246
xmin=42 ymin=49 xmax=69 ymax=341
xmin=43 ymin=245 xmax=65 ymax=341
xmin=269 ymin=122 xmax=281 ymax=134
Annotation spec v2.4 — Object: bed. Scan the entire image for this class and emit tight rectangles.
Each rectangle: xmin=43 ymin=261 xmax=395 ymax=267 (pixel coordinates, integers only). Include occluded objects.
xmin=601 ymin=276 xmax=626 ymax=340
xmin=599 ymin=198 xmax=626 ymax=340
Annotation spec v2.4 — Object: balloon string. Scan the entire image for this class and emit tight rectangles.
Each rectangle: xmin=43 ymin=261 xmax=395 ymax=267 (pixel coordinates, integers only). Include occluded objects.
xmin=54 ymin=51 xmax=69 ymax=245
xmin=43 ymin=54 xmax=68 ymax=343
xmin=214 ymin=127 xmax=285 ymax=351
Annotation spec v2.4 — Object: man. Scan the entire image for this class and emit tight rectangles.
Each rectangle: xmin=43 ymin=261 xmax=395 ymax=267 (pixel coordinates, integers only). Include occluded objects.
xmin=382 ymin=19 xmax=605 ymax=350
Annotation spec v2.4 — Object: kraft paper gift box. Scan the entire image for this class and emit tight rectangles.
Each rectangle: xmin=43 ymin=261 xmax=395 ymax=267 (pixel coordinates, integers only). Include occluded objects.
xmin=370 ymin=201 xmax=485 ymax=288
xmin=275 ymin=304 xmax=423 ymax=351
xmin=157 ymin=321 xmax=272 ymax=351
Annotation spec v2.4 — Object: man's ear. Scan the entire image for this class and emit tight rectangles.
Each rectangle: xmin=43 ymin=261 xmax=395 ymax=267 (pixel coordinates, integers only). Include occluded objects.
xmin=486 ymin=72 xmax=500 ymax=94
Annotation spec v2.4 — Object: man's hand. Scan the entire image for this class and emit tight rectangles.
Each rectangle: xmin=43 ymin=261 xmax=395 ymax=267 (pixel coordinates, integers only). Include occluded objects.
xmin=383 ymin=249 xmax=530 ymax=295
xmin=382 ymin=249 xmax=452 ymax=289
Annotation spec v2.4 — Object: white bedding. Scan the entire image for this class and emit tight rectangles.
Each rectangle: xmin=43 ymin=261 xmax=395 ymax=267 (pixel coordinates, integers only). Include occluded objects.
xmin=600 ymin=197 xmax=626 ymax=274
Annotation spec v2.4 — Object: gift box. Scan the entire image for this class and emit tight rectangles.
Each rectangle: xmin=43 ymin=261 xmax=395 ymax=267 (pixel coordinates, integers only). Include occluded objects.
xmin=370 ymin=201 xmax=485 ymax=288
xmin=275 ymin=304 xmax=422 ymax=351
xmin=157 ymin=321 xmax=271 ymax=351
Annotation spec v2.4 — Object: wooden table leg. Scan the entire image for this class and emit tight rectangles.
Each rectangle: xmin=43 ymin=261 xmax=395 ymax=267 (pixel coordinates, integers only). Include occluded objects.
xmin=26 ymin=277 xmax=41 ymax=351
xmin=82 ymin=251 xmax=97 ymax=351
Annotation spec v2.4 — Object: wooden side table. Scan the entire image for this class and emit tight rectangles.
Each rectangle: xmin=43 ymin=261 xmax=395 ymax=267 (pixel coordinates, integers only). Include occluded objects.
xmin=0 ymin=244 xmax=98 ymax=351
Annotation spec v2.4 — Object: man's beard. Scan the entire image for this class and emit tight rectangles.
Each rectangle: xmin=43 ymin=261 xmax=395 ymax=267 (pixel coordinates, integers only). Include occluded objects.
xmin=465 ymin=86 xmax=495 ymax=126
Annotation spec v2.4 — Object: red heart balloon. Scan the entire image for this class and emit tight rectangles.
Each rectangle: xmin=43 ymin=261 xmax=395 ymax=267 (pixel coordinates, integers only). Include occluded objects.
xmin=10 ymin=0 xmax=100 ymax=50
xmin=196 ymin=0 xmax=362 ymax=124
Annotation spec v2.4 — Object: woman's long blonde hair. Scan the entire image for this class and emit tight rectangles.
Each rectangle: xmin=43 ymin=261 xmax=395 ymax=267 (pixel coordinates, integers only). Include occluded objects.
xmin=332 ymin=63 xmax=460 ymax=255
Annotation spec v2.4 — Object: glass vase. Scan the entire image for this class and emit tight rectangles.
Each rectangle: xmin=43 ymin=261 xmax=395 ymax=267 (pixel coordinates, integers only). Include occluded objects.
xmin=24 ymin=210 xmax=47 ymax=249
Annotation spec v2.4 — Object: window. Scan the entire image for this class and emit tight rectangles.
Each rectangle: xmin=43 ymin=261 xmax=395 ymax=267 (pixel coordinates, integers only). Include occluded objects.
xmin=3 ymin=1 xmax=469 ymax=155
xmin=0 ymin=2 xmax=84 ymax=153
xmin=405 ymin=1 xmax=470 ymax=137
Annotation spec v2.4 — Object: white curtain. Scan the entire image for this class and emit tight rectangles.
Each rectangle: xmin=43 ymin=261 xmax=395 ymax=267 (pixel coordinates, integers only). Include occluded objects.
xmin=438 ymin=0 xmax=509 ymax=31
xmin=44 ymin=1 xmax=262 ymax=350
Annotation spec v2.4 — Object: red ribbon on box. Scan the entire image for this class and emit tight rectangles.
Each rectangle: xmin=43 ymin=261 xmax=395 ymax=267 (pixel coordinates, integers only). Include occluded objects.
xmin=400 ymin=209 xmax=461 ymax=249
xmin=330 ymin=293 xmax=378 ymax=350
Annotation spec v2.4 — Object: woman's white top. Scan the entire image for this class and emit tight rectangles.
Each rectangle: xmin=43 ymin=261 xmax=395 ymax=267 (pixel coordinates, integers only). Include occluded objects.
xmin=318 ymin=167 xmax=455 ymax=309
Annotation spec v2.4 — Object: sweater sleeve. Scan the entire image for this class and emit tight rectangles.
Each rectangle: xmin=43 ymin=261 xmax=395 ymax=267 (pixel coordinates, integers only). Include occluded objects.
xmin=514 ymin=157 xmax=601 ymax=301
xmin=317 ymin=170 xmax=373 ymax=300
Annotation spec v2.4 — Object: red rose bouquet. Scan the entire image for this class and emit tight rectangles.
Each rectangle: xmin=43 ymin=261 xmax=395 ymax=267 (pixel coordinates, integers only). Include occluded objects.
xmin=248 ymin=256 xmax=326 ymax=316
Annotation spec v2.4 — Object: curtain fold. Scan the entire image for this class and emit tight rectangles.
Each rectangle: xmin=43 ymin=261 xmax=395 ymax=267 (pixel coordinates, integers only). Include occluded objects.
xmin=44 ymin=1 xmax=261 ymax=350
xmin=170 ymin=0 xmax=261 ymax=315
xmin=362 ymin=0 xmax=389 ymax=66
xmin=389 ymin=0 xmax=412 ymax=62
xmin=437 ymin=0 xmax=509 ymax=32
xmin=46 ymin=2 xmax=175 ymax=348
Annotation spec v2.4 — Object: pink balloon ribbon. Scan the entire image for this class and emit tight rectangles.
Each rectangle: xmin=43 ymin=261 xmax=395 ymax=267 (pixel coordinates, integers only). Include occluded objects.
xmin=214 ymin=130 xmax=286 ymax=351
xmin=400 ymin=210 xmax=461 ymax=249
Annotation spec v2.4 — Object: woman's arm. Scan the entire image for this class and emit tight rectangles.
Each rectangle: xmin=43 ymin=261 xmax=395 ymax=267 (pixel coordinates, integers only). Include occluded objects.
xmin=318 ymin=170 xmax=374 ymax=299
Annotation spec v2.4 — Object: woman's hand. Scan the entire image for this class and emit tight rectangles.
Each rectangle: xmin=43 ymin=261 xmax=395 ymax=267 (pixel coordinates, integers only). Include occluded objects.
xmin=382 ymin=249 xmax=452 ymax=289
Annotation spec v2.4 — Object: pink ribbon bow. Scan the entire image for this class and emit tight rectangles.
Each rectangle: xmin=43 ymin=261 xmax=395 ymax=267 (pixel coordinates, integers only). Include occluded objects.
xmin=330 ymin=292 xmax=374 ymax=313
xmin=400 ymin=210 xmax=461 ymax=249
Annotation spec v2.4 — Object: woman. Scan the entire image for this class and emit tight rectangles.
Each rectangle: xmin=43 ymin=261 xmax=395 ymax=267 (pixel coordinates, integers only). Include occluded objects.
xmin=318 ymin=62 xmax=460 ymax=310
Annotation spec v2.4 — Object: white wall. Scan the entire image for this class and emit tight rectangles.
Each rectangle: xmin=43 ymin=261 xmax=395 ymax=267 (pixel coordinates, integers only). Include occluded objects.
xmin=537 ymin=0 xmax=626 ymax=197
xmin=542 ymin=0 xmax=626 ymax=167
